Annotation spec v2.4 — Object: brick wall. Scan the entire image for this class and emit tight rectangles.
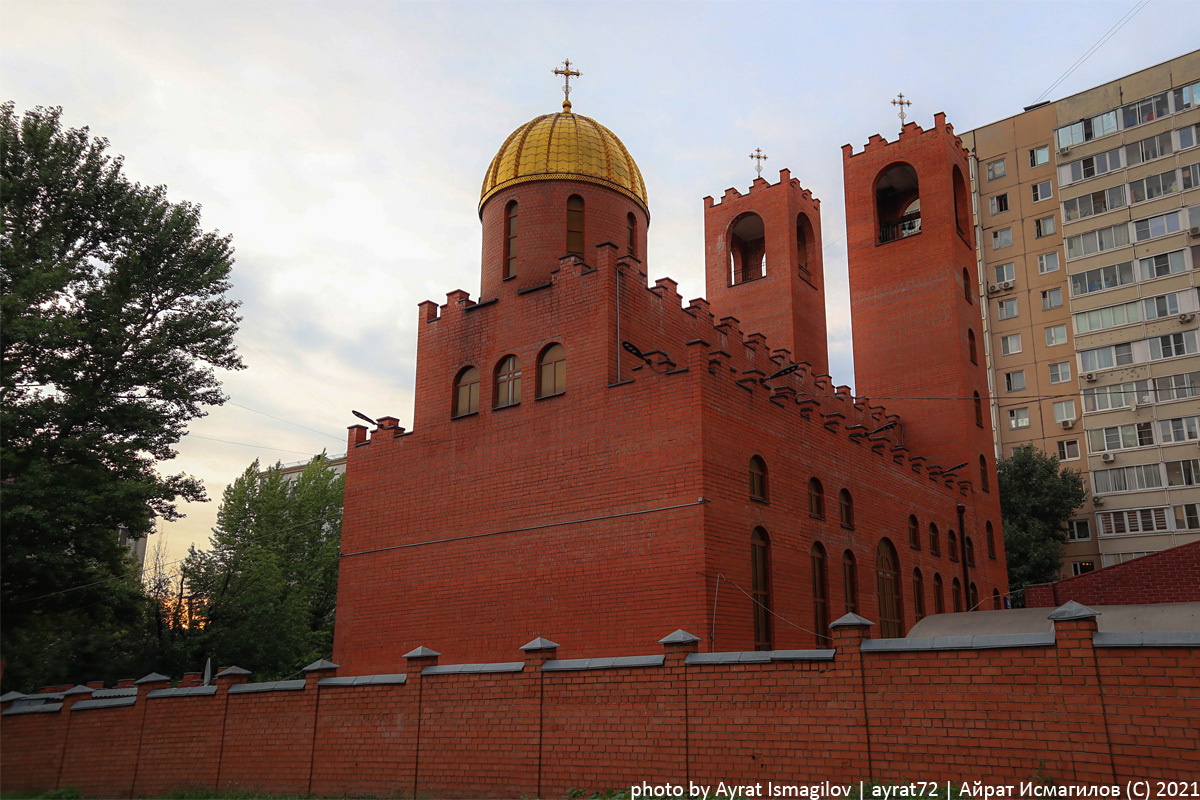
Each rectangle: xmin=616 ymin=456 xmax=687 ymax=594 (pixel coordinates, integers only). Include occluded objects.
xmin=1024 ymin=540 xmax=1200 ymax=607
xmin=5 ymin=613 xmax=1196 ymax=798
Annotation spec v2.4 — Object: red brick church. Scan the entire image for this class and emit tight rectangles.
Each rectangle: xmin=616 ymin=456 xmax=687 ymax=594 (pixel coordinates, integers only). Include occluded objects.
xmin=332 ymin=78 xmax=1008 ymax=674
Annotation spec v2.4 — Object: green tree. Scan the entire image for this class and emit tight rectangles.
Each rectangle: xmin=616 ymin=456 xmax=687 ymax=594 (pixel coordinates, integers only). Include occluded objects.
xmin=183 ymin=456 xmax=343 ymax=677
xmin=1 ymin=104 xmax=242 ymax=686
xmin=998 ymin=447 xmax=1087 ymax=603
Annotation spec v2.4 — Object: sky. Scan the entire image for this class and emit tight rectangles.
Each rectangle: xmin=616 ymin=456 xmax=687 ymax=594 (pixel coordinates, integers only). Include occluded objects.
xmin=4 ymin=0 xmax=1200 ymax=569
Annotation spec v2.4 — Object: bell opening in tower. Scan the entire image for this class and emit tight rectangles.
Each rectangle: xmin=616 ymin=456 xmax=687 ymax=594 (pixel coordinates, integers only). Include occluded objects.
xmin=875 ymin=163 xmax=921 ymax=244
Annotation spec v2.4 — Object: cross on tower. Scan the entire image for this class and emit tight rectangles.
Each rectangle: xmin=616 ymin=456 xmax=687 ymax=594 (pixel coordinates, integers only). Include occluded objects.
xmin=554 ymin=59 xmax=581 ymax=112
xmin=749 ymin=147 xmax=768 ymax=178
xmin=891 ymin=92 xmax=912 ymax=128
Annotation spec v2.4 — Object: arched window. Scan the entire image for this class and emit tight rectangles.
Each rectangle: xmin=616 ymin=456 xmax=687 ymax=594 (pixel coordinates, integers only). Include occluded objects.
xmin=627 ymin=212 xmax=637 ymax=257
xmin=913 ymin=569 xmax=926 ymax=621
xmin=992 ymin=588 xmax=1002 ymax=610
xmin=729 ymin=212 xmax=766 ymax=284
xmin=948 ymin=530 xmax=959 ymax=562
xmin=952 ymin=578 xmax=963 ymax=613
xmin=953 ymin=165 xmax=970 ymax=238
xmin=929 ymin=523 xmax=940 ymax=556
xmin=796 ymin=214 xmax=814 ymax=274
xmin=876 ymin=162 xmax=920 ymax=243
xmin=566 ymin=195 xmax=585 ymax=254
xmin=808 ymin=478 xmax=825 ymax=518
xmin=812 ymin=542 xmax=830 ymax=646
xmin=966 ymin=537 xmax=976 ymax=567
xmin=842 ymin=550 xmax=858 ymax=615
xmin=537 ymin=343 xmax=566 ymax=398
xmin=986 ymin=522 xmax=997 ymax=559
xmin=751 ymin=527 xmax=772 ymax=650
xmin=933 ymin=574 xmax=945 ymax=614
xmin=838 ymin=489 xmax=854 ymax=528
xmin=963 ymin=267 xmax=972 ymax=303
xmin=494 ymin=355 xmax=522 ymax=408
xmin=453 ymin=367 xmax=480 ymax=418
xmin=504 ymin=200 xmax=518 ymax=278
xmin=749 ymin=456 xmax=768 ymax=501
xmin=876 ymin=539 xmax=903 ymax=638
xmin=908 ymin=515 xmax=920 ymax=549
xmin=974 ymin=392 xmax=983 ymax=427
xmin=968 ymin=329 xmax=978 ymax=365
xmin=969 ymin=582 xmax=979 ymax=612
xmin=980 ymin=455 xmax=990 ymax=493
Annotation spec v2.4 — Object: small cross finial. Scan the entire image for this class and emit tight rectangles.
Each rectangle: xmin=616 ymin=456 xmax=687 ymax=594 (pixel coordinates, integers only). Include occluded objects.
xmin=749 ymin=147 xmax=768 ymax=178
xmin=891 ymin=92 xmax=912 ymax=129
xmin=553 ymin=59 xmax=581 ymax=112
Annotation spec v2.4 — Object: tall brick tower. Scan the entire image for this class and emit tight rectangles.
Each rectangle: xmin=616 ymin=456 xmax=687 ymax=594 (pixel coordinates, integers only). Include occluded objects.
xmin=843 ymin=113 xmax=999 ymax=511
xmin=703 ymin=170 xmax=828 ymax=374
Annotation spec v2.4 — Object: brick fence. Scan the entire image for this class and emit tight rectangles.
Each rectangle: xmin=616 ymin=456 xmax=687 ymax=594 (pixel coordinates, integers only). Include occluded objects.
xmin=2 ymin=605 xmax=1197 ymax=798
xmin=1025 ymin=541 xmax=1200 ymax=608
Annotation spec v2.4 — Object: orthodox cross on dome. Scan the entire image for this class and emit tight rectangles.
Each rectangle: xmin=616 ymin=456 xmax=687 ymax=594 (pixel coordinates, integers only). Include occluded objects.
xmin=749 ymin=147 xmax=768 ymax=178
xmin=891 ymin=92 xmax=912 ymax=128
xmin=554 ymin=59 xmax=581 ymax=112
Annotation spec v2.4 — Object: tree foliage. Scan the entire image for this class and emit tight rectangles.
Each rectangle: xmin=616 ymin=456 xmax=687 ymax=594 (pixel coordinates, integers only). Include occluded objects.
xmin=1 ymin=103 xmax=243 ymax=670
xmin=183 ymin=456 xmax=343 ymax=678
xmin=997 ymin=447 xmax=1087 ymax=602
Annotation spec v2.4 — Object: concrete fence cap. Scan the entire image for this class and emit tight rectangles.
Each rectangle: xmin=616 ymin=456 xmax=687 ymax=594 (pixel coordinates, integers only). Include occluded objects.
xmin=519 ymin=637 xmax=560 ymax=651
xmin=216 ymin=666 xmax=251 ymax=677
xmin=1048 ymin=600 xmax=1100 ymax=621
xmin=63 ymin=685 xmax=94 ymax=696
xmin=403 ymin=646 xmax=441 ymax=658
xmin=302 ymin=658 xmax=339 ymax=672
xmin=829 ymin=612 xmax=875 ymax=628
xmin=0 ymin=691 xmax=26 ymax=702
xmin=658 ymin=629 xmax=701 ymax=644
xmin=135 ymin=672 xmax=170 ymax=685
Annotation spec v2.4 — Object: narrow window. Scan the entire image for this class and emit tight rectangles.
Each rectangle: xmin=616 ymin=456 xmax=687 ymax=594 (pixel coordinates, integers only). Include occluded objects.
xmin=952 ymin=165 xmax=969 ymax=237
xmin=494 ymin=355 xmax=522 ymax=408
xmin=876 ymin=539 xmax=903 ymax=638
xmin=933 ymin=574 xmax=945 ymax=614
xmin=929 ymin=523 xmax=940 ymax=555
xmin=537 ymin=343 xmax=566 ymax=398
xmin=838 ymin=489 xmax=854 ymax=528
xmin=986 ymin=522 xmax=997 ymax=559
xmin=948 ymin=530 xmax=959 ymax=562
xmin=842 ymin=550 xmax=858 ymax=615
xmin=808 ymin=478 xmax=825 ymax=518
xmin=980 ymin=455 xmax=990 ymax=493
xmin=974 ymin=392 xmax=983 ymax=427
xmin=952 ymin=578 xmax=963 ymax=612
xmin=504 ymin=200 xmax=518 ymax=278
xmin=751 ymin=528 xmax=772 ymax=650
xmin=968 ymin=329 xmax=978 ymax=365
xmin=992 ymin=588 xmax=1002 ymax=610
xmin=749 ymin=455 xmax=768 ymax=501
xmin=966 ymin=537 xmax=975 ymax=567
xmin=963 ymin=268 xmax=972 ymax=303
xmin=969 ymin=582 xmax=979 ymax=612
xmin=627 ymin=212 xmax=637 ymax=257
xmin=453 ymin=367 xmax=480 ymax=418
xmin=908 ymin=515 xmax=920 ymax=549
xmin=566 ymin=195 xmax=585 ymax=254
xmin=812 ymin=542 xmax=830 ymax=646
xmin=913 ymin=569 xmax=926 ymax=621
xmin=796 ymin=213 xmax=814 ymax=274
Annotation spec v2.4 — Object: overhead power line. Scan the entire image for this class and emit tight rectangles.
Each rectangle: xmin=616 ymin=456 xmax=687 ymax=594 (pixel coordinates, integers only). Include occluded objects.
xmin=1034 ymin=0 xmax=1151 ymax=103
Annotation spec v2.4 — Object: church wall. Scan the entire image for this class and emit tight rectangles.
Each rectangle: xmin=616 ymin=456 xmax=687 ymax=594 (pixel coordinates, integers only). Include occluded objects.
xmin=57 ymin=700 xmax=142 ymax=797
xmin=309 ymin=682 xmax=415 ymax=797
xmin=132 ymin=693 xmax=226 ymax=797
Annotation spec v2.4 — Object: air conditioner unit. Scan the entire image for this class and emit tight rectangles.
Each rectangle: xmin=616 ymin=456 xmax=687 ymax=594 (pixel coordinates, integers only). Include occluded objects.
xmin=1058 ymin=147 xmax=1070 ymax=156
xmin=1000 ymin=280 xmax=1015 ymax=290
xmin=1061 ymin=419 xmax=1075 ymax=429
xmin=1180 ymin=312 xmax=1196 ymax=323
xmin=1101 ymin=452 xmax=1115 ymax=463
xmin=1093 ymin=495 xmax=1104 ymax=505
xmin=988 ymin=284 xmax=1001 ymax=294
xmin=1085 ymin=372 xmax=1097 ymax=382
xmin=1189 ymin=226 xmax=1200 ymax=237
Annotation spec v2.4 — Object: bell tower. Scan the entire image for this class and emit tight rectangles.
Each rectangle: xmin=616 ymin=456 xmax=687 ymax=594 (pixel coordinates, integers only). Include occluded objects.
xmin=703 ymin=168 xmax=828 ymax=374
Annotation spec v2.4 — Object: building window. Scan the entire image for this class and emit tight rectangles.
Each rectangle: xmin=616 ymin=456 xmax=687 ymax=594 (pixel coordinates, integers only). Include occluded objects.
xmin=969 ymin=582 xmax=979 ymax=612
xmin=1175 ymin=82 xmax=1200 ymax=112
xmin=1029 ymin=145 xmax=1050 ymax=168
xmin=992 ymin=228 xmax=1012 ymax=250
xmin=986 ymin=159 xmax=1006 ymax=180
xmin=797 ymin=214 xmax=813 ymax=273
xmin=537 ymin=343 xmax=566 ymax=398
xmin=504 ymin=201 xmax=518 ymax=278
xmin=1038 ymin=252 xmax=1060 ymax=274
xmin=1121 ymin=91 xmax=1169 ymax=129
xmin=965 ymin=537 xmax=976 ymax=567
xmin=627 ymin=212 xmax=637 ymax=256
xmin=494 ymin=355 xmax=522 ymax=408
xmin=1184 ymin=163 xmax=1200 ymax=191
xmin=876 ymin=539 xmax=903 ymax=638
xmin=1055 ymin=110 xmax=1118 ymax=149
xmin=968 ymin=329 xmax=978 ymax=363
xmin=811 ymin=542 xmax=830 ymax=646
xmin=1045 ymin=325 xmax=1067 ymax=347
xmin=749 ymin=455 xmax=768 ymax=501
xmin=1005 ymin=371 xmax=1025 ymax=393
xmin=1140 ymin=250 xmax=1187 ymax=280
xmin=990 ymin=194 xmax=1009 ymax=215
xmin=1042 ymin=288 xmax=1062 ymax=310
xmin=997 ymin=299 xmax=1018 ymax=320
xmin=933 ymin=574 xmax=945 ymax=614
xmin=963 ymin=268 xmax=972 ymax=303
xmin=566 ymin=194 xmax=585 ymax=254
xmin=1032 ymin=180 xmax=1052 ymax=203
xmin=986 ymin=521 xmax=997 ymax=559
xmin=453 ymin=367 xmax=480 ymax=418
xmin=1150 ymin=330 xmax=1199 ymax=361
xmin=1000 ymin=334 xmax=1022 ymax=356
xmin=751 ymin=527 xmax=772 ymax=651
xmin=1068 ymin=519 xmax=1091 ymax=541
xmin=979 ymin=456 xmax=989 ymax=493
xmin=838 ymin=489 xmax=854 ymax=528
xmin=808 ymin=478 xmax=825 ymax=518
xmin=908 ymin=515 xmax=920 ymax=549
xmin=1087 ymin=421 xmax=1155 ymax=453
xmin=1159 ymin=415 xmax=1200 ymax=444
xmin=1057 ymin=439 xmax=1080 ymax=461
xmin=1173 ymin=504 xmax=1199 ymax=531
xmin=952 ymin=578 xmax=963 ymax=613
xmin=1099 ymin=507 xmax=1169 ymax=535
xmin=1080 ymin=342 xmax=1134 ymax=372
xmin=1072 ymin=560 xmax=1095 ymax=576
xmin=948 ymin=530 xmax=959 ymax=562
xmin=1129 ymin=168 xmax=1179 ymax=204
xmin=1048 ymin=362 xmax=1071 ymax=384
xmin=842 ymin=550 xmax=858 ymax=615
xmin=1059 ymin=148 xmax=1122 ymax=186
xmin=929 ymin=523 xmax=940 ymax=555
xmin=992 ymin=588 xmax=1002 ymax=610
xmin=1134 ymin=210 xmax=1181 ymax=242
xmin=729 ymin=212 xmax=767 ymax=283
xmin=1063 ymin=185 xmax=1126 ymax=221
xmin=1035 ymin=215 xmax=1056 ymax=238
xmin=1008 ymin=408 xmax=1030 ymax=430
xmin=994 ymin=262 xmax=1015 ymax=283
xmin=1053 ymin=400 xmax=1076 ymax=424
xmin=913 ymin=569 xmax=926 ymax=621
xmin=974 ymin=392 xmax=983 ymax=427
xmin=1065 ymin=222 xmax=1131 ymax=260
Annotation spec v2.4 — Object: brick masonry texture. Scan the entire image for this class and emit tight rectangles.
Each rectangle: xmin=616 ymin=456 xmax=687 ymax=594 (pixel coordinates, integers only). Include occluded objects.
xmin=1025 ymin=541 xmax=1200 ymax=607
xmin=3 ymin=620 xmax=1197 ymax=797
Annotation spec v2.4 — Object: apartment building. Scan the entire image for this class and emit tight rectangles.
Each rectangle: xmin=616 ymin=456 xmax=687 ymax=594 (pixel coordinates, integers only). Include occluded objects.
xmin=962 ymin=51 xmax=1200 ymax=577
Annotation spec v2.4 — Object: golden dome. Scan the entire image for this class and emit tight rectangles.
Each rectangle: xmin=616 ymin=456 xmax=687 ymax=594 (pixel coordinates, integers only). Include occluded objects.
xmin=480 ymin=110 xmax=648 ymax=215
